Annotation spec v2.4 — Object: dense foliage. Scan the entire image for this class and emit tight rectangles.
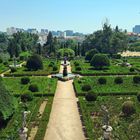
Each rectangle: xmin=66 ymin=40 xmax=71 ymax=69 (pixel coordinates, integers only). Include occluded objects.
xmin=81 ymin=23 xmax=128 ymax=55
xmin=0 ymin=78 xmax=17 ymax=123
xmin=90 ymin=54 xmax=110 ymax=69
xmin=85 ymin=49 xmax=99 ymax=61
xmin=26 ymin=54 xmax=43 ymax=70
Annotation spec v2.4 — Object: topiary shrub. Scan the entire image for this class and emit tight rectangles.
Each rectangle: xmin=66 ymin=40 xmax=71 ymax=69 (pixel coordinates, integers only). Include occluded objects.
xmin=3 ymin=61 xmax=8 ymax=66
xmin=130 ymin=67 xmax=135 ymax=72
xmin=137 ymin=93 xmax=140 ymax=102
xmin=10 ymin=67 xmax=17 ymax=73
xmin=74 ymin=61 xmax=80 ymax=66
xmin=21 ymin=92 xmax=33 ymax=102
xmin=98 ymin=77 xmax=107 ymax=85
xmin=19 ymin=56 xmax=25 ymax=61
xmin=75 ymin=66 xmax=82 ymax=71
xmin=21 ymin=77 xmax=30 ymax=85
xmin=85 ymin=49 xmax=99 ymax=61
xmin=85 ymin=92 xmax=97 ymax=102
xmin=29 ymin=84 xmax=39 ymax=92
xmin=90 ymin=54 xmax=110 ymax=70
xmin=48 ymin=62 xmax=55 ymax=67
xmin=26 ymin=54 xmax=43 ymax=71
xmin=122 ymin=101 xmax=135 ymax=116
xmin=53 ymin=66 xmax=58 ymax=71
xmin=114 ymin=77 xmax=123 ymax=84
xmin=82 ymin=84 xmax=91 ymax=91
xmin=133 ymin=76 xmax=140 ymax=84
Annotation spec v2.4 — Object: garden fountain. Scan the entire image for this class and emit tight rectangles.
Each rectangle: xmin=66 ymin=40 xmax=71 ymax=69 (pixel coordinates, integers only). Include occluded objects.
xmin=52 ymin=57 xmax=79 ymax=81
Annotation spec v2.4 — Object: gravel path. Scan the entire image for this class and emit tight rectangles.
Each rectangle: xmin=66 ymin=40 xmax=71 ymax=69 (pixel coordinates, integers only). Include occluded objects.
xmin=44 ymin=63 xmax=85 ymax=140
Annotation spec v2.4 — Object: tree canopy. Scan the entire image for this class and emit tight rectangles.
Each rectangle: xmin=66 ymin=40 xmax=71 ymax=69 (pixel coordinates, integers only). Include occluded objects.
xmin=81 ymin=23 xmax=128 ymax=56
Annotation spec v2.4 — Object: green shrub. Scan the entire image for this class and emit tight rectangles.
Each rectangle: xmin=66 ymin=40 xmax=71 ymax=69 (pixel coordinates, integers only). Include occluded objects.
xmin=48 ymin=62 xmax=54 ymax=67
xmin=82 ymin=84 xmax=91 ymax=91
xmin=21 ymin=77 xmax=30 ymax=85
xmin=19 ymin=56 xmax=25 ymax=61
xmin=85 ymin=92 xmax=97 ymax=101
xmin=98 ymin=77 xmax=107 ymax=85
xmin=114 ymin=77 xmax=123 ymax=84
xmin=53 ymin=66 xmax=58 ymax=71
xmin=130 ymin=67 xmax=135 ymax=72
xmin=90 ymin=54 xmax=110 ymax=69
xmin=21 ymin=92 xmax=33 ymax=102
xmin=75 ymin=66 xmax=82 ymax=71
xmin=29 ymin=84 xmax=39 ymax=92
xmin=26 ymin=54 xmax=43 ymax=71
xmin=10 ymin=67 xmax=17 ymax=73
xmin=122 ymin=101 xmax=135 ymax=116
xmin=137 ymin=93 xmax=140 ymax=102
xmin=3 ymin=61 xmax=8 ymax=66
xmin=85 ymin=49 xmax=99 ymax=61
xmin=74 ymin=61 xmax=80 ymax=66
xmin=133 ymin=76 xmax=140 ymax=84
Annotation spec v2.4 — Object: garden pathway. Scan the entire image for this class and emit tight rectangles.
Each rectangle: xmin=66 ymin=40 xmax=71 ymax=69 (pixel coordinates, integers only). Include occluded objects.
xmin=28 ymin=99 xmax=48 ymax=140
xmin=44 ymin=62 xmax=85 ymax=140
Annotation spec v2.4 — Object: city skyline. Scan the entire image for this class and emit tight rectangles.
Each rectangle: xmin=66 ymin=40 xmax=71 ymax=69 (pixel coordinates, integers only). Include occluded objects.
xmin=0 ymin=0 xmax=140 ymax=33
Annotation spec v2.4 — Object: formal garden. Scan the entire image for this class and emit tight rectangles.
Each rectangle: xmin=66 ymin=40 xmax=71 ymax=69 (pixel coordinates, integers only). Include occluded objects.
xmin=71 ymin=57 xmax=140 ymax=75
xmin=1 ymin=23 xmax=140 ymax=140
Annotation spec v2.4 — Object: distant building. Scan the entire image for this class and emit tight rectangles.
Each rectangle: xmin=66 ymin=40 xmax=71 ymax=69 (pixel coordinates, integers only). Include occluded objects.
xmin=65 ymin=30 xmax=73 ymax=36
xmin=133 ymin=25 xmax=140 ymax=34
xmin=27 ymin=28 xmax=38 ymax=34
xmin=7 ymin=27 xmax=24 ymax=35
xmin=41 ymin=29 xmax=48 ymax=34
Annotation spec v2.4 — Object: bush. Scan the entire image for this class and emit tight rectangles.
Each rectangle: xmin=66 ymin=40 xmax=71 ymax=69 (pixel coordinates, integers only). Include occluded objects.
xmin=75 ymin=66 xmax=82 ymax=71
xmin=26 ymin=54 xmax=43 ymax=71
xmin=19 ymin=56 xmax=25 ymax=61
xmin=98 ymin=77 xmax=107 ymax=85
xmin=21 ymin=92 xmax=33 ymax=102
xmin=130 ymin=67 xmax=135 ymax=72
xmin=114 ymin=77 xmax=123 ymax=84
xmin=90 ymin=54 xmax=110 ymax=70
xmin=122 ymin=101 xmax=135 ymax=116
xmin=48 ymin=61 xmax=55 ymax=67
xmin=133 ymin=76 xmax=140 ymax=84
xmin=137 ymin=93 xmax=140 ymax=102
xmin=3 ymin=61 xmax=8 ymax=66
xmin=85 ymin=92 xmax=97 ymax=101
xmin=29 ymin=84 xmax=39 ymax=92
xmin=21 ymin=77 xmax=30 ymax=85
xmin=82 ymin=84 xmax=91 ymax=91
xmin=10 ymin=67 xmax=17 ymax=73
xmin=53 ymin=66 xmax=58 ymax=71
xmin=85 ymin=49 xmax=99 ymax=61
xmin=74 ymin=61 xmax=80 ymax=66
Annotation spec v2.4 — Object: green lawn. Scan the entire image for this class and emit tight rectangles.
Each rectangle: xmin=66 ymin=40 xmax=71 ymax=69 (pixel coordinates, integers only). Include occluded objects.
xmin=79 ymin=96 xmax=140 ymax=140
xmin=0 ymin=97 xmax=53 ymax=140
xmin=5 ymin=59 xmax=60 ymax=76
xmin=74 ymin=76 xmax=140 ymax=95
xmin=3 ymin=77 xmax=57 ymax=95
xmin=71 ymin=58 xmax=139 ymax=75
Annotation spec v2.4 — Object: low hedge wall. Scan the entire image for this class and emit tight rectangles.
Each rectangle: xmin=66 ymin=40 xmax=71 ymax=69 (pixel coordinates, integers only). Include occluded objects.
xmin=72 ymin=71 xmax=140 ymax=76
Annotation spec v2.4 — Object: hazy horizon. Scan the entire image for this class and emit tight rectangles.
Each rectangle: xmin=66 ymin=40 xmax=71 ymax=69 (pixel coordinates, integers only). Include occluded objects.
xmin=0 ymin=0 xmax=140 ymax=33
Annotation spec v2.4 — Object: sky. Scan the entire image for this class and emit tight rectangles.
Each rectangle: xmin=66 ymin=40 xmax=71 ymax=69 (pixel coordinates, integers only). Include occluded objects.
xmin=0 ymin=0 xmax=140 ymax=33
